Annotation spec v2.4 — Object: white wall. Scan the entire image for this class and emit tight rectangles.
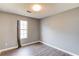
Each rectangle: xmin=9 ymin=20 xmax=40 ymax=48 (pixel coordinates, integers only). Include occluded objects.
xmin=41 ymin=7 xmax=79 ymax=55
xmin=0 ymin=12 xmax=40 ymax=50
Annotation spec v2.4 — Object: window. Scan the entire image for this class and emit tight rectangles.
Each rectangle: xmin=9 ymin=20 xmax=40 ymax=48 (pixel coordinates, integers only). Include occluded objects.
xmin=20 ymin=20 xmax=28 ymax=39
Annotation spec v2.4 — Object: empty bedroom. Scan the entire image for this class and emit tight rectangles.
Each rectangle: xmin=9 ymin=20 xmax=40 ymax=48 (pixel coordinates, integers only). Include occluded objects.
xmin=0 ymin=3 xmax=79 ymax=56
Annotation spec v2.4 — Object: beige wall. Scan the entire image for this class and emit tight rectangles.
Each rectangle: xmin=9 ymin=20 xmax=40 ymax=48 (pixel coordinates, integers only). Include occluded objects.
xmin=0 ymin=12 xmax=40 ymax=50
xmin=41 ymin=7 xmax=79 ymax=55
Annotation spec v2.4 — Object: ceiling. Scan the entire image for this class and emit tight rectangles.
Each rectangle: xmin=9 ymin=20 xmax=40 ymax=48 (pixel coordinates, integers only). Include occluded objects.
xmin=0 ymin=3 xmax=79 ymax=19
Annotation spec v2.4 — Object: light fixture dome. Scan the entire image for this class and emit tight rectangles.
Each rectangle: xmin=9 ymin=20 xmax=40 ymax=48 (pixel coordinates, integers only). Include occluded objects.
xmin=32 ymin=4 xmax=42 ymax=12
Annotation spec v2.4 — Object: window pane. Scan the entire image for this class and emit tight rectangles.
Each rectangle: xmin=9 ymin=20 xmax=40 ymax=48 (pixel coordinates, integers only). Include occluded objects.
xmin=20 ymin=20 xmax=27 ymax=29
xmin=23 ymin=33 xmax=27 ymax=39
xmin=20 ymin=30 xmax=27 ymax=39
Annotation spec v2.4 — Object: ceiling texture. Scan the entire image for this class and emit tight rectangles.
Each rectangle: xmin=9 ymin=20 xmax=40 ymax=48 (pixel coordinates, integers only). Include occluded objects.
xmin=0 ymin=3 xmax=79 ymax=19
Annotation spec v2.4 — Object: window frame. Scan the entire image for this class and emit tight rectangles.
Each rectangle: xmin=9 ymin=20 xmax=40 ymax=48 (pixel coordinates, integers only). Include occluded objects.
xmin=19 ymin=20 xmax=28 ymax=39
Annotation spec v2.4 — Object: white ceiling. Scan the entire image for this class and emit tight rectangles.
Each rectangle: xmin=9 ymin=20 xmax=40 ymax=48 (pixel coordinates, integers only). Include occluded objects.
xmin=0 ymin=3 xmax=79 ymax=19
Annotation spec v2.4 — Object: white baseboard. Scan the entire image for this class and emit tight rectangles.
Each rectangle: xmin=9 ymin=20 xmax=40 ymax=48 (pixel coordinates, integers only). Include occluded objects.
xmin=0 ymin=46 xmax=18 ymax=54
xmin=40 ymin=41 xmax=78 ymax=56
xmin=0 ymin=41 xmax=40 ymax=54
xmin=0 ymin=41 xmax=77 ymax=56
xmin=21 ymin=41 xmax=41 ymax=47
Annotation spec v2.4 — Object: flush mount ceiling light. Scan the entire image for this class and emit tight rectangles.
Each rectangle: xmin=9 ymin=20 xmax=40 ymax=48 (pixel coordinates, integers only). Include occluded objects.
xmin=32 ymin=4 xmax=42 ymax=12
